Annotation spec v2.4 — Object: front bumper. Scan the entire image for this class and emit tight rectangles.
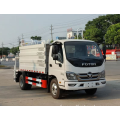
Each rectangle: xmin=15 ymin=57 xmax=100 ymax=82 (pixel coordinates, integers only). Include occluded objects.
xmin=59 ymin=79 xmax=106 ymax=90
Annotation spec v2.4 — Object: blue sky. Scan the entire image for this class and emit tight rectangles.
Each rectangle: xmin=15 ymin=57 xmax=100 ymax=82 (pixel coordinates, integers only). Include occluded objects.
xmin=0 ymin=14 xmax=105 ymax=48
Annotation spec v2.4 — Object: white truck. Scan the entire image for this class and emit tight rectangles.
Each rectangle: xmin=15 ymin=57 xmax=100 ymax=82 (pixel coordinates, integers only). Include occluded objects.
xmin=14 ymin=39 xmax=106 ymax=99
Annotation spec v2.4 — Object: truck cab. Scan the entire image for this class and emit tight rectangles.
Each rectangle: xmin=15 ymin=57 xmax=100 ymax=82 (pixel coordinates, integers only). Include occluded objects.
xmin=49 ymin=39 xmax=106 ymax=98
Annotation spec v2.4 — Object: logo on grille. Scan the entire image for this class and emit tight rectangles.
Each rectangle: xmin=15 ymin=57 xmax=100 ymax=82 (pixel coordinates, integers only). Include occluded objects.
xmin=82 ymin=63 xmax=96 ymax=66
xmin=87 ymin=72 xmax=92 ymax=78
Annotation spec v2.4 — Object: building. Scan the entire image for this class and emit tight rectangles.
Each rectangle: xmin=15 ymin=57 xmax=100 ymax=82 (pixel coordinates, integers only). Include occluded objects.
xmin=0 ymin=55 xmax=7 ymax=59
xmin=8 ymin=53 xmax=14 ymax=57
xmin=67 ymin=28 xmax=84 ymax=39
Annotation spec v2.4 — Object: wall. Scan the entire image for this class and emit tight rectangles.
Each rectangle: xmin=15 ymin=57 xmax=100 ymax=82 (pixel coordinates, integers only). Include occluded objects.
xmin=67 ymin=31 xmax=82 ymax=39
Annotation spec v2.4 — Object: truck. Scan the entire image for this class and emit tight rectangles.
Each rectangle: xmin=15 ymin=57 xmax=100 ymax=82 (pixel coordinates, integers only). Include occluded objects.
xmin=14 ymin=39 xmax=106 ymax=99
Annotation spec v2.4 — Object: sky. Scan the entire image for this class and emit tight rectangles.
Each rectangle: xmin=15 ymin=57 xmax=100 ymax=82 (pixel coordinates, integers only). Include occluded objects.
xmin=0 ymin=14 xmax=105 ymax=48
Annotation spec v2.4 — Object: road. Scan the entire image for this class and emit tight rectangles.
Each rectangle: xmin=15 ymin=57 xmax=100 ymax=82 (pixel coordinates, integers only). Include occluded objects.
xmin=0 ymin=61 xmax=120 ymax=106
xmin=105 ymin=60 xmax=120 ymax=80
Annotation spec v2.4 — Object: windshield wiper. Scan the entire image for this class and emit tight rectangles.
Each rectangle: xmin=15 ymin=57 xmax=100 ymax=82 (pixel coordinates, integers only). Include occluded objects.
xmin=86 ymin=58 xmax=103 ymax=61
xmin=67 ymin=57 xmax=79 ymax=59
xmin=67 ymin=57 xmax=89 ymax=62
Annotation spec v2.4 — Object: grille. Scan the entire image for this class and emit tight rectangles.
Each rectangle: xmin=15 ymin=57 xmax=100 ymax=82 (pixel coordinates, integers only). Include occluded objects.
xmin=77 ymin=73 xmax=100 ymax=81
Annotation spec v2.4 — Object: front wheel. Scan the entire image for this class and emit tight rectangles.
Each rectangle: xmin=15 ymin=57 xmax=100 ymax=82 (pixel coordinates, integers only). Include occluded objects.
xmin=50 ymin=78 xmax=63 ymax=99
xmin=85 ymin=88 xmax=97 ymax=95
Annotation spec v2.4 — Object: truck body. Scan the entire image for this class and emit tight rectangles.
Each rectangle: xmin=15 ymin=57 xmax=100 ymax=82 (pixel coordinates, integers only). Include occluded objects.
xmin=14 ymin=39 xmax=106 ymax=99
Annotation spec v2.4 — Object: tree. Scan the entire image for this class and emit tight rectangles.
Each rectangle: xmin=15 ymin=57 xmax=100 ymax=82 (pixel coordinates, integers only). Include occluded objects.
xmin=84 ymin=14 xmax=120 ymax=43
xmin=84 ymin=26 xmax=102 ymax=43
xmin=105 ymin=23 xmax=120 ymax=44
xmin=50 ymin=40 xmax=53 ymax=43
xmin=10 ymin=46 xmax=19 ymax=55
xmin=74 ymin=35 xmax=82 ymax=39
xmin=0 ymin=47 xmax=10 ymax=56
xmin=31 ymin=36 xmax=41 ymax=40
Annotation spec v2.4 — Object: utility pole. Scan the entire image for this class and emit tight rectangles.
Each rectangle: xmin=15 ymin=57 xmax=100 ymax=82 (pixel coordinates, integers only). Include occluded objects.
xmin=50 ymin=25 xmax=53 ymax=40
xmin=2 ymin=42 xmax=3 ymax=59
xmin=18 ymin=37 xmax=20 ymax=46
xmin=82 ymin=30 xmax=83 ymax=39
xmin=22 ymin=34 xmax=24 ymax=39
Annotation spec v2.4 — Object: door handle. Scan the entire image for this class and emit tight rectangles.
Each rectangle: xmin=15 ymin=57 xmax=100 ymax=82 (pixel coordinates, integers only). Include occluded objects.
xmin=59 ymin=64 xmax=62 ymax=67
xmin=50 ymin=64 xmax=52 ymax=67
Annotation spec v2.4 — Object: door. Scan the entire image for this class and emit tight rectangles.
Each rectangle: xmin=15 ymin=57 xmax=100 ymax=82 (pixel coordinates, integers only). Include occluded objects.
xmin=49 ymin=44 xmax=65 ymax=86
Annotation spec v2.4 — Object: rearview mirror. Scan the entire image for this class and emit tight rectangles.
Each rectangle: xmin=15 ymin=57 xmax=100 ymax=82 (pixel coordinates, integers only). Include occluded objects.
xmin=103 ymin=55 xmax=106 ymax=59
xmin=103 ymin=45 xmax=106 ymax=55
xmin=52 ymin=45 xmax=59 ymax=54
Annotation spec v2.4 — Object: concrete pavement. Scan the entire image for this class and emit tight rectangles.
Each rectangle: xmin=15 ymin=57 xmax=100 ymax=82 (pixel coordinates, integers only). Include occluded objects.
xmin=0 ymin=61 xmax=120 ymax=106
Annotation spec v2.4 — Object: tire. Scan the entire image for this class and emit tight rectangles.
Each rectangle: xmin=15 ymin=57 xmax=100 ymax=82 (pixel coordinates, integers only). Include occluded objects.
xmin=19 ymin=74 xmax=32 ymax=90
xmin=50 ymin=78 xmax=63 ymax=99
xmin=85 ymin=88 xmax=97 ymax=95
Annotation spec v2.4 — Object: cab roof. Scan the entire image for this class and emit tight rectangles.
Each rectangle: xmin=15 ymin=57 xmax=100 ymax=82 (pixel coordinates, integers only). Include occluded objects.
xmin=52 ymin=39 xmax=94 ymax=44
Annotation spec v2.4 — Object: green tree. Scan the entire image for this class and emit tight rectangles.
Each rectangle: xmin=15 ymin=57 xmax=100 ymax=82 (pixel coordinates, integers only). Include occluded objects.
xmin=105 ymin=23 xmax=120 ymax=44
xmin=0 ymin=47 xmax=10 ymax=56
xmin=84 ymin=26 xmax=102 ymax=43
xmin=74 ymin=35 xmax=82 ymax=39
xmin=84 ymin=14 xmax=120 ymax=43
xmin=31 ymin=36 xmax=41 ymax=40
xmin=10 ymin=46 xmax=19 ymax=55
xmin=50 ymin=40 xmax=53 ymax=43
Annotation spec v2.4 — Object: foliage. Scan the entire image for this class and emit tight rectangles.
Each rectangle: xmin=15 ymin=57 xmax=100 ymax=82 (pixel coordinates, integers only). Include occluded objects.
xmin=10 ymin=46 xmax=19 ymax=55
xmin=84 ymin=14 xmax=120 ymax=43
xmin=0 ymin=46 xmax=19 ymax=56
xmin=0 ymin=65 xmax=5 ymax=68
xmin=0 ymin=47 xmax=10 ymax=56
xmin=31 ymin=36 xmax=41 ymax=40
xmin=105 ymin=23 xmax=120 ymax=44
xmin=84 ymin=26 xmax=102 ymax=43
xmin=50 ymin=40 xmax=53 ymax=43
xmin=74 ymin=35 xmax=82 ymax=39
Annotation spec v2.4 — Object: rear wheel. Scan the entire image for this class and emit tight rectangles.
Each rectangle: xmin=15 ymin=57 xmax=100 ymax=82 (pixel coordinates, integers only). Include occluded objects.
xmin=19 ymin=75 xmax=32 ymax=90
xmin=50 ymin=78 xmax=63 ymax=99
xmin=85 ymin=88 xmax=97 ymax=95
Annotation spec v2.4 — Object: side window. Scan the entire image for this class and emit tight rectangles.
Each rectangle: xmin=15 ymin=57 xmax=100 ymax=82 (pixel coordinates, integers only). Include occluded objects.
xmin=66 ymin=45 xmax=75 ymax=58
xmin=79 ymin=33 xmax=81 ymax=36
xmin=74 ymin=33 xmax=76 ymax=36
xmin=51 ymin=45 xmax=63 ymax=63
xmin=57 ymin=45 xmax=63 ymax=63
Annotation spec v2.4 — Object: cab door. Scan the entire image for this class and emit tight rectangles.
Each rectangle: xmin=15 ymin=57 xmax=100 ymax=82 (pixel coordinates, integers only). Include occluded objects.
xmin=49 ymin=44 xmax=65 ymax=86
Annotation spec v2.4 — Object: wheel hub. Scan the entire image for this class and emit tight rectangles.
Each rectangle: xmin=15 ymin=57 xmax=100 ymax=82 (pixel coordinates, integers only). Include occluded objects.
xmin=20 ymin=78 xmax=24 ymax=87
xmin=52 ymin=83 xmax=57 ymax=95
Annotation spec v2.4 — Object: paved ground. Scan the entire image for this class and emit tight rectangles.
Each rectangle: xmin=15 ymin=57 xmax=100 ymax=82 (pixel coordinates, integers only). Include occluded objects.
xmin=105 ymin=60 xmax=120 ymax=80
xmin=0 ymin=61 xmax=120 ymax=106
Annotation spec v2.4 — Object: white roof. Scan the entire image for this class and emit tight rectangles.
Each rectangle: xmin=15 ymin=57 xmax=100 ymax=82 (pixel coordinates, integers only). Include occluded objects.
xmin=53 ymin=39 xmax=94 ymax=44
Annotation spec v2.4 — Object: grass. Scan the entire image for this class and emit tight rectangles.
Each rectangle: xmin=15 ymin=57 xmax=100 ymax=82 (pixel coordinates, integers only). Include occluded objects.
xmin=0 ymin=65 xmax=6 ymax=68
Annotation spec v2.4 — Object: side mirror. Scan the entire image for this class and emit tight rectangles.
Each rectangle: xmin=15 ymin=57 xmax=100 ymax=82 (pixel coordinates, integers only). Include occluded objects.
xmin=53 ymin=55 xmax=58 ymax=60
xmin=52 ymin=45 xmax=59 ymax=54
xmin=103 ymin=55 xmax=106 ymax=59
xmin=97 ymin=43 xmax=100 ymax=47
xmin=103 ymin=45 xmax=106 ymax=55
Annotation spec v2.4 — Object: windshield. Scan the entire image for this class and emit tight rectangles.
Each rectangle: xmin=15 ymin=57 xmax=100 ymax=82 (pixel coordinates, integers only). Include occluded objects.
xmin=64 ymin=41 xmax=103 ymax=59
xmin=64 ymin=41 xmax=104 ymax=67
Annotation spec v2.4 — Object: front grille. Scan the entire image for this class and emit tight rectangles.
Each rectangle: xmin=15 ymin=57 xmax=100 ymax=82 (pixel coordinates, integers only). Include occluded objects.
xmin=77 ymin=73 xmax=100 ymax=81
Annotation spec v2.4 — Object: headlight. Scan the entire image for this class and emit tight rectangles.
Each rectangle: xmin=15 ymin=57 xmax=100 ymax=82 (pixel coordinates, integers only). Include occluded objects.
xmin=66 ymin=71 xmax=77 ymax=80
xmin=100 ymin=70 xmax=105 ymax=78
